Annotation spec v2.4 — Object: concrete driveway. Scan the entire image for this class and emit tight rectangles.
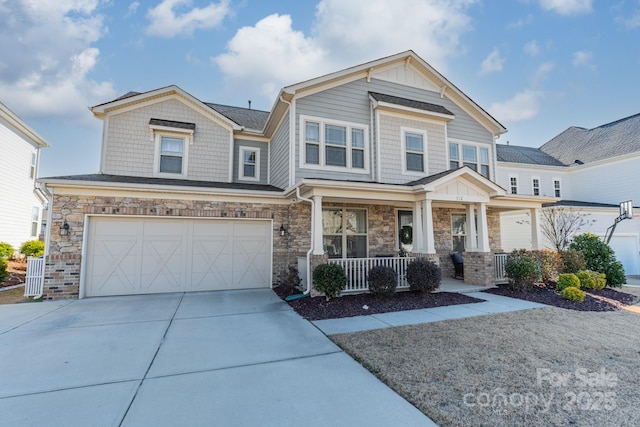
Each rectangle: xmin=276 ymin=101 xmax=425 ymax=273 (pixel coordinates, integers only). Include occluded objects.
xmin=0 ymin=289 xmax=436 ymax=427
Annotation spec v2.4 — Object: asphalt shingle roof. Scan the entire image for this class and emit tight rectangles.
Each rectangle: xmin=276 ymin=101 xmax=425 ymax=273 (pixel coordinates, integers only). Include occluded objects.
xmin=204 ymin=103 xmax=270 ymax=131
xmin=369 ymin=92 xmax=454 ymax=117
xmin=149 ymin=118 xmax=196 ymax=130
xmin=540 ymin=112 xmax=640 ymax=165
xmin=496 ymin=144 xmax=566 ymax=166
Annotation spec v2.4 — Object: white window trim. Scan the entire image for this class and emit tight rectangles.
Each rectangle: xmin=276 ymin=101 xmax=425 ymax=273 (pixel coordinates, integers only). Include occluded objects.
xmin=238 ymin=146 xmax=260 ymax=182
xmin=532 ymin=176 xmax=541 ymax=196
xmin=322 ymin=207 xmax=369 ymax=259
xmin=152 ymin=130 xmax=190 ymax=177
xmin=509 ymin=174 xmax=519 ymax=195
xmin=299 ymin=115 xmax=369 ymax=174
xmin=553 ymin=178 xmax=562 ymax=198
xmin=401 ymin=127 xmax=428 ymax=176
xmin=448 ymin=138 xmax=492 ymax=179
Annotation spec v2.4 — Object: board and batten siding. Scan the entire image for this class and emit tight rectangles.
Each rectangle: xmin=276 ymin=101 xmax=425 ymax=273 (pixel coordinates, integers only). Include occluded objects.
xmin=103 ymin=98 xmax=232 ymax=182
xmin=232 ymin=139 xmax=269 ymax=185
xmin=0 ymin=120 xmax=42 ymax=249
xmin=269 ymin=113 xmax=289 ymax=189
xmin=294 ymin=77 xmax=494 ymax=184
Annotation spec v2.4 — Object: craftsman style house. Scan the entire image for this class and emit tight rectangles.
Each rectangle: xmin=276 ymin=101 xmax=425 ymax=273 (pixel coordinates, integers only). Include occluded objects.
xmin=0 ymin=103 xmax=48 ymax=253
xmin=40 ymin=51 xmax=553 ymax=299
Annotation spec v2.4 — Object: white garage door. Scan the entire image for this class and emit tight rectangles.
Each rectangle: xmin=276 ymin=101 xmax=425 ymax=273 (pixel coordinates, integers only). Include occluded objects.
xmin=609 ymin=235 xmax=639 ymax=276
xmin=84 ymin=217 xmax=272 ymax=297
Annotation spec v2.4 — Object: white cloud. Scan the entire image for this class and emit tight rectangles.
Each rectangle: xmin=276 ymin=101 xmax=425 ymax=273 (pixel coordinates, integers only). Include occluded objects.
xmin=507 ymin=13 xmax=534 ymax=29
xmin=539 ymin=0 xmax=593 ymax=15
xmin=145 ymin=0 xmax=230 ymax=38
xmin=572 ymin=50 xmax=595 ymax=69
xmin=0 ymin=0 xmax=115 ymax=121
xmin=532 ymin=61 xmax=554 ymax=85
xmin=625 ymin=12 xmax=640 ymax=28
xmin=489 ymin=90 xmax=540 ymax=122
xmin=524 ymin=40 xmax=540 ymax=56
xmin=480 ymin=48 xmax=505 ymax=74
xmin=213 ymin=0 xmax=478 ymax=102
xmin=126 ymin=1 xmax=140 ymax=17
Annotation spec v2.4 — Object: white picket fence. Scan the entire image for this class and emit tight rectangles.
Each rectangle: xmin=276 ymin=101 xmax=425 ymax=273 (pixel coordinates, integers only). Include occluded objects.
xmin=24 ymin=257 xmax=45 ymax=297
xmin=328 ymin=257 xmax=415 ymax=293
xmin=494 ymin=252 xmax=508 ymax=283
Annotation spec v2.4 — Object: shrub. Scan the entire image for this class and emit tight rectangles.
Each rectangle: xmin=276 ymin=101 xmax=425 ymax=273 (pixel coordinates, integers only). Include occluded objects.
xmin=0 ymin=258 xmax=7 ymax=283
xmin=0 ymin=242 xmax=14 ymax=259
xmin=561 ymin=286 xmax=586 ymax=302
xmin=576 ymin=270 xmax=606 ymax=290
xmin=559 ymin=250 xmax=586 ymax=274
xmin=367 ymin=266 xmax=397 ymax=298
xmin=278 ymin=265 xmax=303 ymax=296
xmin=533 ymin=249 xmax=562 ymax=284
xmin=569 ymin=233 xmax=626 ymax=287
xmin=312 ymin=263 xmax=347 ymax=300
xmin=504 ymin=249 xmax=541 ymax=291
xmin=406 ymin=258 xmax=441 ymax=292
xmin=19 ymin=240 xmax=44 ymax=258
xmin=556 ymin=273 xmax=581 ymax=291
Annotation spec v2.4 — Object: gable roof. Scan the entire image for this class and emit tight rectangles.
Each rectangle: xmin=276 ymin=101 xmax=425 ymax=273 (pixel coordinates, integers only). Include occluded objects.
xmin=204 ymin=103 xmax=270 ymax=131
xmin=496 ymin=144 xmax=565 ymax=166
xmin=540 ymin=112 xmax=640 ymax=164
xmin=0 ymin=102 xmax=49 ymax=148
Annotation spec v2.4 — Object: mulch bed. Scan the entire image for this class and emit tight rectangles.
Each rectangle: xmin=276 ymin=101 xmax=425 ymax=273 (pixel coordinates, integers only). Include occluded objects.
xmin=485 ymin=283 xmax=639 ymax=311
xmin=274 ymin=286 xmax=484 ymax=321
xmin=1 ymin=260 xmax=26 ymax=289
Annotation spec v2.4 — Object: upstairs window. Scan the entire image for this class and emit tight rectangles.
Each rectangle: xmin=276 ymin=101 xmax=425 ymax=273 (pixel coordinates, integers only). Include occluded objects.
xmin=404 ymin=131 xmax=425 ymax=173
xmin=532 ymin=178 xmax=540 ymax=196
xmin=554 ymin=179 xmax=561 ymax=197
xmin=239 ymin=146 xmax=260 ymax=181
xmin=510 ymin=176 xmax=518 ymax=194
xmin=159 ymin=136 xmax=184 ymax=174
xmin=31 ymin=206 xmax=39 ymax=237
xmin=301 ymin=116 xmax=368 ymax=172
xmin=150 ymin=118 xmax=194 ymax=177
xmin=30 ymin=153 xmax=36 ymax=179
xmin=449 ymin=142 xmax=491 ymax=178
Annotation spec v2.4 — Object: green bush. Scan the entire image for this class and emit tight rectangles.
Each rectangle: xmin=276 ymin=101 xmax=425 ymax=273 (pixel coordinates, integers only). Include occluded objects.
xmin=406 ymin=258 xmax=441 ymax=292
xmin=0 ymin=242 xmax=14 ymax=259
xmin=576 ymin=270 xmax=606 ymax=290
xmin=367 ymin=266 xmax=397 ymax=298
xmin=312 ymin=263 xmax=347 ymax=300
xmin=19 ymin=240 xmax=44 ymax=258
xmin=504 ymin=249 xmax=541 ymax=291
xmin=278 ymin=265 xmax=302 ymax=296
xmin=561 ymin=286 xmax=586 ymax=302
xmin=559 ymin=250 xmax=586 ymax=274
xmin=556 ymin=273 xmax=581 ymax=291
xmin=569 ymin=233 xmax=626 ymax=287
xmin=533 ymin=249 xmax=562 ymax=284
xmin=0 ymin=258 xmax=7 ymax=283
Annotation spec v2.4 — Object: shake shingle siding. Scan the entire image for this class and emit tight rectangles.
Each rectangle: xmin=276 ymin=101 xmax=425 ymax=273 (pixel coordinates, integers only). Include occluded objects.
xmin=233 ymin=139 xmax=268 ymax=185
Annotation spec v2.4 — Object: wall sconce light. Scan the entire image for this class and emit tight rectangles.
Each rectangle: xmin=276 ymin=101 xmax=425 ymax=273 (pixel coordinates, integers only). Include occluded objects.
xmin=60 ymin=221 xmax=70 ymax=237
xmin=279 ymin=224 xmax=287 ymax=236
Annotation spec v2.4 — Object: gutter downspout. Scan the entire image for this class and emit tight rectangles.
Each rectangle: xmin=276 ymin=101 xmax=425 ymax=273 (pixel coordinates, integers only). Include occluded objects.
xmin=296 ymin=187 xmax=314 ymax=295
xmin=34 ymin=183 xmax=53 ymax=300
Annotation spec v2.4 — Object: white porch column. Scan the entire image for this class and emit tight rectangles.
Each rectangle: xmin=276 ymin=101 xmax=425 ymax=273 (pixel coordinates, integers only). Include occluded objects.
xmin=413 ymin=201 xmax=424 ymax=253
xmin=466 ymin=204 xmax=477 ymax=251
xmin=422 ymin=199 xmax=436 ymax=254
xmin=312 ymin=196 xmax=324 ymax=255
xmin=477 ymin=202 xmax=490 ymax=252
xmin=530 ymin=208 xmax=542 ymax=250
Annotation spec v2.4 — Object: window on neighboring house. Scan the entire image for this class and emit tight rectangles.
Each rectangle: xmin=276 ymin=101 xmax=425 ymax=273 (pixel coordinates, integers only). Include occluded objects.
xmin=532 ymin=178 xmax=540 ymax=196
xmin=302 ymin=116 xmax=368 ymax=171
xmin=510 ymin=176 xmax=518 ymax=194
xmin=30 ymin=153 xmax=36 ymax=179
xmin=554 ymin=179 xmax=561 ymax=197
xmin=404 ymin=132 xmax=425 ymax=173
xmin=451 ymin=213 xmax=466 ymax=253
xmin=31 ymin=207 xmax=39 ymax=237
xmin=449 ymin=142 xmax=491 ymax=178
xmin=159 ymin=136 xmax=184 ymax=174
xmin=239 ymin=146 xmax=260 ymax=181
xmin=322 ymin=208 xmax=367 ymax=258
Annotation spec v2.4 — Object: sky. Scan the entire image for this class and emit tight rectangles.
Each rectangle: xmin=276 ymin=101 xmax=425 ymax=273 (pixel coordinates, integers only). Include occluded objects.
xmin=1 ymin=0 xmax=639 ymax=177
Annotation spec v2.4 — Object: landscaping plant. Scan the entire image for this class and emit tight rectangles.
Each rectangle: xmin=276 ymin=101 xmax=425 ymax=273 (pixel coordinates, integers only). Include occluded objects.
xmin=312 ymin=263 xmax=347 ymax=300
xmin=569 ymin=233 xmax=625 ymax=287
xmin=278 ymin=265 xmax=303 ymax=296
xmin=367 ymin=265 xmax=397 ymax=298
xmin=556 ymin=273 xmax=581 ymax=291
xmin=0 ymin=242 xmax=14 ymax=259
xmin=561 ymin=286 xmax=586 ymax=302
xmin=533 ymin=249 xmax=562 ymax=284
xmin=406 ymin=258 xmax=441 ymax=292
xmin=0 ymin=258 xmax=7 ymax=283
xmin=576 ymin=270 xmax=606 ymax=290
xmin=559 ymin=249 xmax=586 ymax=274
xmin=504 ymin=249 xmax=541 ymax=291
xmin=19 ymin=240 xmax=44 ymax=258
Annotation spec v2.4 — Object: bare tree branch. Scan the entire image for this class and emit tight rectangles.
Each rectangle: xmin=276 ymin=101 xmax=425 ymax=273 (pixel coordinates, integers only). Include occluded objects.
xmin=540 ymin=207 xmax=594 ymax=251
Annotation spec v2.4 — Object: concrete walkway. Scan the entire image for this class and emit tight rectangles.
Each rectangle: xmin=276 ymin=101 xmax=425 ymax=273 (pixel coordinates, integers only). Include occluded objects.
xmin=313 ymin=292 xmax=547 ymax=335
xmin=0 ymin=289 xmax=436 ymax=427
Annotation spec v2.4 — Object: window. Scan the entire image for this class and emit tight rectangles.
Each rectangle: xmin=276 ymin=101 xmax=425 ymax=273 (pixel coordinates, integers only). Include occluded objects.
xmin=449 ymin=141 xmax=491 ymax=178
xmin=150 ymin=119 xmax=194 ymax=177
xmin=532 ymin=178 xmax=540 ymax=196
xmin=159 ymin=136 xmax=184 ymax=174
xmin=404 ymin=131 xmax=425 ymax=173
xmin=510 ymin=176 xmax=518 ymax=194
xmin=30 ymin=153 xmax=36 ymax=179
xmin=239 ymin=146 xmax=260 ymax=181
xmin=398 ymin=210 xmax=413 ymax=253
xmin=31 ymin=207 xmax=39 ymax=237
xmin=554 ymin=179 xmax=561 ymax=197
xmin=322 ymin=208 xmax=367 ymax=258
xmin=301 ymin=116 xmax=368 ymax=171
xmin=451 ymin=214 xmax=466 ymax=253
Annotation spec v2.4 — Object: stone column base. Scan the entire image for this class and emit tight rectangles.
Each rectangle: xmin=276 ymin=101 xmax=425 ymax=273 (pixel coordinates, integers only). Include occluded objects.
xmin=462 ymin=252 xmax=495 ymax=287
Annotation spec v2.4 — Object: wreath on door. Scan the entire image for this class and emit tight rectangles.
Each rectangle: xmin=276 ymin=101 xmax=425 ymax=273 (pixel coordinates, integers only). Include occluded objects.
xmin=400 ymin=225 xmax=413 ymax=245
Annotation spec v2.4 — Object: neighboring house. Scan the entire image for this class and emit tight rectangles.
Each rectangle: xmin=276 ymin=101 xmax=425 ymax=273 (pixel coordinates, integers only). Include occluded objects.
xmin=496 ymin=112 xmax=640 ymax=275
xmin=0 ymin=102 xmax=49 ymax=254
xmin=39 ymin=50 xmax=554 ymax=299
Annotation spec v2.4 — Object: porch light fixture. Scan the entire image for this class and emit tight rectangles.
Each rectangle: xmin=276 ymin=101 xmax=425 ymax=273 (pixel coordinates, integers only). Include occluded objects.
xmin=60 ymin=221 xmax=70 ymax=237
xmin=279 ymin=224 xmax=287 ymax=236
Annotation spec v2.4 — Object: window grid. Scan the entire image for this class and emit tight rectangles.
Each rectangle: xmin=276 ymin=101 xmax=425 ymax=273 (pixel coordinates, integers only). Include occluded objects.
xmin=554 ymin=180 xmax=561 ymax=197
xmin=532 ymin=178 xmax=540 ymax=196
xmin=302 ymin=117 xmax=368 ymax=171
xmin=510 ymin=177 xmax=518 ymax=194
xmin=449 ymin=142 xmax=491 ymax=178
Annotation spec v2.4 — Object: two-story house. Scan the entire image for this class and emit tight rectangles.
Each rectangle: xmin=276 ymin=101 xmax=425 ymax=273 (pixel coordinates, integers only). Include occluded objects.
xmin=496 ymin=113 xmax=640 ymax=275
xmin=0 ymin=102 xmax=49 ymax=254
xmin=40 ymin=51 xmax=554 ymax=299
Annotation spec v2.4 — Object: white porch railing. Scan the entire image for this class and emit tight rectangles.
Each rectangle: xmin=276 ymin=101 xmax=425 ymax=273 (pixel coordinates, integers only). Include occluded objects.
xmin=328 ymin=257 xmax=415 ymax=293
xmin=494 ymin=253 xmax=508 ymax=283
xmin=24 ymin=257 xmax=45 ymax=297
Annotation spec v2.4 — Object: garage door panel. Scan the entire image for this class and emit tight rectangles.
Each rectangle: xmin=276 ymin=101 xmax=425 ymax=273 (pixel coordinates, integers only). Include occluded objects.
xmin=190 ymin=238 xmax=232 ymax=290
xmin=140 ymin=238 xmax=186 ymax=293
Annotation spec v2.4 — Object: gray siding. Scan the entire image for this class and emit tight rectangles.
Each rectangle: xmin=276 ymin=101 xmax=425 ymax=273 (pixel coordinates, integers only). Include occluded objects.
xmin=233 ymin=139 xmax=269 ymax=185
xmin=270 ymin=113 xmax=290 ymax=189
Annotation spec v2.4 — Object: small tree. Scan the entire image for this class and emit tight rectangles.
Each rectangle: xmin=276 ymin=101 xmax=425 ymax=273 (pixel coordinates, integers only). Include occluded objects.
xmin=312 ymin=263 xmax=347 ymax=300
xmin=569 ymin=233 xmax=626 ymax=287
xmin=541 ymin=207 xmax=594 ymax=251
